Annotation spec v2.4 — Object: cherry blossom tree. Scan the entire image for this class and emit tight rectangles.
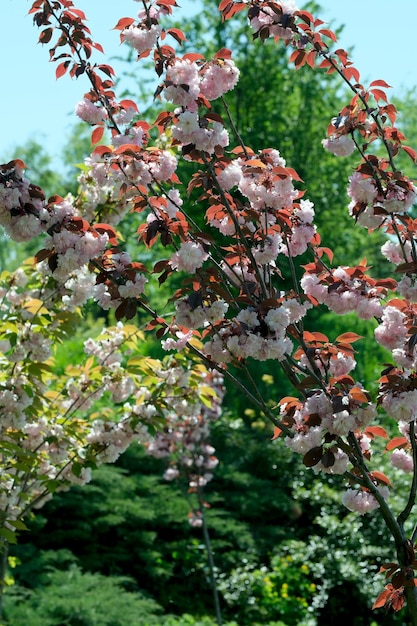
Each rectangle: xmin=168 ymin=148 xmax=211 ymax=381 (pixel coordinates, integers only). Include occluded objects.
xmin=3 ymin=0 xmax=417 ymax=621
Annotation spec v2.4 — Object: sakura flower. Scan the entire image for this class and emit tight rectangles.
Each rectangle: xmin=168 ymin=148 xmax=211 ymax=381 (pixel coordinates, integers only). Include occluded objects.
xmin=374 ymin=306 xmax=407 ymax=352
xmin=161 ymin=330 xmax=193 ymax=351
xmin=342 ymin=486 xmax=389 ymax=515
xmin=391 ymin=448 xmax=413 ymax=473
xmin=122 ymin=23 xmax=162 ymax=55
xmin=199 ymin=59 xmax=240 ymax=101
xmin=164 ymin=59 xmax=200 ymax=107
xmin=381 ymin=389 xmax=417 ymax=423
xmin=118 ymin=275 xmax=148 ymax=299
xmin=397 ymin=276 xmax=417 ymax=302
xmin=75 ymin=98 xmax=107 ymax=125
xmin=381 ymin=240 xmax=410 ymax=266
xmin=170 ymin=241 xmax=209 ymax=273
xmin=348 ymin=172 xmax=378 ymax=205
xmin=322 ymin=135 xmax=355 ymax=157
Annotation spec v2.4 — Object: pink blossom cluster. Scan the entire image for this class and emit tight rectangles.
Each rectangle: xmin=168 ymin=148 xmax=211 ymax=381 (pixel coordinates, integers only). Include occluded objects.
xmin=301 ymin=265 xmax=384 ymax=319
xmin=164 ymin=56 xmax=240 ymax=109
xmin=249 ymin=1 xmax=298 ymax=42
xmin=341 ymin=486 xmax=390 ymax=515
xmin=172 ymin=110 xmax=229 ymax=154
xmin=207 ymin=150 xmax=316 ymax=268
xmin=146 ymin=371 xmax=224 ymax=527
xmin=322 ymin=134 xmax=355 ymax=158
xmin=391 ymin=448 xmax=414 ymax=473
xmin=0 ymin=259 xmax=220 ymax=527
xmin=160 ymin=54 xmax=239 ymax=155
xmin=0 ymin=161 xmax=47 ymax=242
xmin=75 ymin=97 xmax=108 ymax=125
xmin=381 ymin=388 xmax=417 ymax=424
xmin=170 ymin=240 xmax=209 ymax=274
xmin=78 ymin=144 xmax=177 ymax=223
xmin=374 ymin=302 xmax=417 ymax=371
xmin=91 ymin=250 xmax=147 ymax=312
xmin=171 ymin=297 xmax=229 ymax=331
xmin=203 ymin=299 xmax=310 ymax=364
xmin=122 ymin=22 xmax=162 ymax=56
xmin=237 ymin=149 xmax=298 ymax=211
xmin=283 ymin=388 xmax=375 ymax=452
xmin=199 ymin=59 xmax=240 ymax=101
xmin=347 ymin=171 xmax=417 ymax=230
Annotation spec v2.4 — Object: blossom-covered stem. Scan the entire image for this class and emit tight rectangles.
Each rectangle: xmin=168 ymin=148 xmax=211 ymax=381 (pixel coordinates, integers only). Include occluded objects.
xmin=398 ymin=422 xmax=417 ymax=529
xmin=220 ymin=95 xmax=249 ymax=159
xmin=350 ymin=133 xmax=385 ymax=196
xmin=133 ymin=279 xmax=292 ymax=433
xmin=188 ymin=342 xmax=292 ymax=434
xmin=202 ymin=155 xmax=269 ymax=301
xmin=390 ymin=219 xmax=413 ymax=266
xmin=44 ymin=0 xmax=121 ymax=134
xmin=196 ymin=484 xmax=223 ymax=626
xmin=347 ymin=433 xmax=404 ymax=547
xmin=318 ymin=49 xmax=398 ymax=172
xmin=283 ymin=232 xmax=302 ymax=299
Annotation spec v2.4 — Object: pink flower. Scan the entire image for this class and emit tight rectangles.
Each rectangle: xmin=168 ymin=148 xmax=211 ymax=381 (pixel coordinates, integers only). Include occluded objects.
xmin=75 ymin=98 xmax=107 ymax=125
xmin=122 ymin=23 xmax=161 ymax=55
xmin=322 ymin=135 xmax=355 ymax=157
xmin=391 ymin=448 xmax=413 ymax=473
xmin=161 ymin=330 xmax=193 ymax=351
xmin=374 ymin=306 xmax=407 ymax=351
xmin=348 ymin=172 xmax=378 ymax=204
xmin=170 ymin=241 xmax=209 ymax=273
xmin=164 ymin=59 xmax=200 ymax=107
xmin=200 ymin=60 xmax=240 ymax=101
xmin=342 ymin=487 xmax=389 ymax=515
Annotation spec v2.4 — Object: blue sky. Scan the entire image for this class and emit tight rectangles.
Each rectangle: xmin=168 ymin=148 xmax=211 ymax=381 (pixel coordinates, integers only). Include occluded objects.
xmin=2 ymin=1 xmax=417 ymax=163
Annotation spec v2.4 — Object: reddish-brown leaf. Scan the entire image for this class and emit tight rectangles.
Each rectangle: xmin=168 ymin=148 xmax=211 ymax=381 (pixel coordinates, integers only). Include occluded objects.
xmin=371 ymin=470 xmax=391 ymax=487
xmin=214 ymin=47 xmax=232 ymax=60
xmin=372 ymin=588 xmax=391 ymax=610
xmin=349 ymin=387 xmax=369 ymax=404
xmin=371 ymin=88 xmax=388 ymax=103
xmin=271 ymin=426 xmax=282 ymax=440
xmin=335 ymin=332 xmax=363 ymax=344
xmin=365 ymin=426 xmax=388 ymax=439
xmin=385 ymin=436 xmax=408 ymax=451
xmin=114 ymin=17 xmax=135 ymax=31
xmin=91 ymin=125 xmax=104 ymax=145
xmin=370 ymin=79 xmax=392 ymax=88
xmin=319 ymin=28 xmax=337 ymax=42
xmin=39 ymin=27 xmax=53 ymax=44
xmin=56 ymin=61 xmax=70 ymax=79
xmin=402 ymin=145 xmax=417 ymax=163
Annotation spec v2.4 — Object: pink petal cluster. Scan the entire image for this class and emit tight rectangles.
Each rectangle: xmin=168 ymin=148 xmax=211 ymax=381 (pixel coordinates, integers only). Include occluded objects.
xmin=301 ymin=266 xmax=383 ymax=319
xmin=122 ymin=23 xmax=162 ymax=55
xmin=200 ymin=60 xmax=240 ymax=101
xmin=391 ymin=448 xmax=414 ymax=473
xmin=342 ymin=487 xmax=389 ymax=515
xmin=322 ymin=135 xmax=355 ymax=157
xmin=75 ymin=98 xmax=108 ymax=125
xmin=170 ymin=241 xmax=209 ymax=273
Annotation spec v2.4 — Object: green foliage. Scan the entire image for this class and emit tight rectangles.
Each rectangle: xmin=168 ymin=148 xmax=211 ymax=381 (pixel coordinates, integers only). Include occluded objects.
xmin=2 ymin=565 xmax=165 ymax=626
